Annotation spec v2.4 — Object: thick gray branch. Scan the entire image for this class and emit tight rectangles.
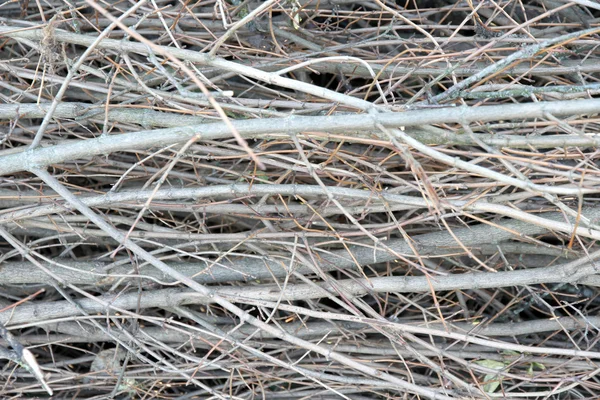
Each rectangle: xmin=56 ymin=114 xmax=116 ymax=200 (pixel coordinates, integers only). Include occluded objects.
xmin=2 ymin=257 xmax=597 ymax=326
xmin=1 ymin=99 xmax=599 ymax=176
xmin=2 ymin=102 xmax=599 ymax=149
xmin=0 ymin=203 xmax=592 ymax=286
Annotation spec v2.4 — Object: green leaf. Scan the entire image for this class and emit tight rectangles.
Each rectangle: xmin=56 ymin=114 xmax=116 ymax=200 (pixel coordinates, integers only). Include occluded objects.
xmin=255 ymin=172 xmax=269 ymax=182
xmin=476 ymin=359 xmax=506 ymax=370
xmin=482 ymin=374 xmax=501 ymax=393
xmin=475 ymin=359 xmax=506 ymax=393
xmin=532 ymin=361 xmax=546 ymax=370
xmin=528 ymin=361 xmax=546 ymax=375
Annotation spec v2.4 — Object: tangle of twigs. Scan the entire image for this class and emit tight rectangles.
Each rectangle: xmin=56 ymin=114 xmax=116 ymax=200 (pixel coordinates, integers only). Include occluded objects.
xmin=1 ymin=1 xmax=600 ymax=399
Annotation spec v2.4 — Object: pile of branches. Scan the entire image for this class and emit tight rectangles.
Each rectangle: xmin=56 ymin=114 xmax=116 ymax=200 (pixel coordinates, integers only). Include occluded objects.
xmin=2 ymin=0 xmax=600 ymax=398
